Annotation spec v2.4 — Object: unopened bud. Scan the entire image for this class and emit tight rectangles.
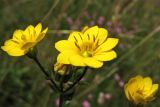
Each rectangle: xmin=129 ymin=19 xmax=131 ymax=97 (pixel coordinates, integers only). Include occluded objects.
xmin=54 ymin=62 xmax=69 ymax=75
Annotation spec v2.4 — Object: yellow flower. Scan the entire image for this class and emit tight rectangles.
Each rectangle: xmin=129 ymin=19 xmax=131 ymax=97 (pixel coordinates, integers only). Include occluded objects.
xmin=55 ymin=26 xmax=119 ymax=68
xmin=124 ymin=75 xmax=159 ymax=105
xmin=1 ymin=23 xmax=48 ymax=56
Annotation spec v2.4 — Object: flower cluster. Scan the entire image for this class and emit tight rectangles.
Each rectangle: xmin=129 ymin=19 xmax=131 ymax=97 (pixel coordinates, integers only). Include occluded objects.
xmin=1 ymin=23 xmax=159 ymax=107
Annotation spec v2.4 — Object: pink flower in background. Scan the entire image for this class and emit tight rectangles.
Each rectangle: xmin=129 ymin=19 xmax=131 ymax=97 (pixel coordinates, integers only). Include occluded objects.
xmin=104 ymin=93 xmax=112 ymax=100
xmin=114 ymin=73 xmax=121 ymax=81
xmin=82 ymin=100 xmax=91 ymax=107
xmin=54 ymin=99 xmax=59 ymax=107
xmin=80 ymin=78 xmax=85 ymax=81
xmin=97 ymin=16 xmax=105 ymax=25
xmin=66 ymin=17 xmax=73 ymax=25
xmin=115 ymin=26 xmax=122 ymax=33
xmin=119 ymin=80 xmax=124 ymax=88
xmin=98 ymin=92 xmax=112 ymax=105
xmin=114 ymin=73 xmax=125 ymax=88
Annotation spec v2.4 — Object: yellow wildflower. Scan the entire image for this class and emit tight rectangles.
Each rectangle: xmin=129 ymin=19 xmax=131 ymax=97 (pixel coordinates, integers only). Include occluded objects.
xmin=124 ymin=75 xmax=159 ymax=105
xmin=55 ymin=26 xmax=119 ymax=68
xmin=1 ymin=23 xmax=48 ymax=56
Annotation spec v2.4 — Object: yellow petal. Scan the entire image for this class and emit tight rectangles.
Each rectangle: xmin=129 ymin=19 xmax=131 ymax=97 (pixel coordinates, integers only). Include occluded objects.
xmin=1 ymin=40 xmax=20 ymax=51
xmin=23 ymin=25 xmax=36 ymax=41
xmin=137 ymin=80 xmax=144 ymax=91
xmin=127 ymin=76 xmax=141 ymax=93
xmin=36 ymin=33 xmax=46 ymax=42
xmin=83 ymin=26 xmax=98 ymax=35
xmin=12 ymin=30 xmax=23 ymax=42
xmin=69 ymin=54 xmax=85 ymax=66
xmin=35 ymin=23 xmax=42 ymax=35
xmin=134 ymin=75 xmax=143 ymax=81
xmin=4 ymin=39 xmax=19 ymax=46
xmin=42 ymin=27 xmax=48 ymax=34
xmin=124 ymin=84 xmax=135 ymax=102
xmin=143 ymin=77 xmax=152 ymax=91
xmin=96 ymin=28 xmax=108 ymax=45
xmin=84 ymin=57 xmax=103 ymax=68
xmin=55 ymin=40 xmax=78 ymax=52
xmin=2 ymin=45 xmax=26 ymax=56
xmin=81 ymin=26 xmax=89 ymax=33
xmin=149 ymin=84 xmax=159 ymax=96
xmin=36 ymin=28 xmax=48 ymax=42
xmin=96 ymin=38 xmax=119 ymax=52
xmin=24 ymin=25 xmax=34 ymax=35
xmin=124 ymin=84 xmax=130 ymax=101
xmin=128 ymin=90 xmax=134 ymax=102
xmin=83 ymin=26 xmax=99 ymax=42
xmin=93 ymin=51 xmax=117 ymax=61
xmin=133 ymin=75 xmax=144 ymax=91
xmin=6 ymin=48 xmax=26 ymax=56
xmin=133 ymin=93 xmax=145 ymax=105
xmin=68 ymin=31 xmax=83 ymax=45
xmin=1 ymin=39 xmax=27 ymax=56
xmin=144 ymin=84 xmax=158 ymax=101
xmin=57 ymin=51 xmax=76 ymax=64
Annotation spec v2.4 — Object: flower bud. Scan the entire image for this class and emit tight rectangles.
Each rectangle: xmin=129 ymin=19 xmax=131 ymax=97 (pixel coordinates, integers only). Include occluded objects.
xmin=124 ymin=75 xmax=159 ymax=105
xmin=54 ymin=62 xmax=69 ymax=75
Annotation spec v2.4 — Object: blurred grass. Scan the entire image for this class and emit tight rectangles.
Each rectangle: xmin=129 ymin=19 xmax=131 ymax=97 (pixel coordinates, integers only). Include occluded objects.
xmin=0 ymin=0 xmax=160 ymax=107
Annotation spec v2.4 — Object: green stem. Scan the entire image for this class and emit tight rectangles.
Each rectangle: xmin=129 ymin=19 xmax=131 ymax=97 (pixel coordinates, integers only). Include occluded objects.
xmin=64 ymin=67 xmax=88 ymax=93
xmin=33 ymin=56 xmax=49 ymax=77
xmin=58 ymin=67 xmax=88 ymax=107
xmin=59 ymin=94 xmax=64 ymax=107
xmin=32 ymin=56 xmax=61 ymax=92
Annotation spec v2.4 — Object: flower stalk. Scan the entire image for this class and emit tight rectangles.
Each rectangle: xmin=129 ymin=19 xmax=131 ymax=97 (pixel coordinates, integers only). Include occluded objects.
xmin=58 ymin=67 xmax=88 ymax=107
xmin=27 ymin=49 xmax=88 ymax=107
xmin=27 ymin=53 xmax=61 ymax=92
xmin=64 ymin=67 xmax=88 ymax=93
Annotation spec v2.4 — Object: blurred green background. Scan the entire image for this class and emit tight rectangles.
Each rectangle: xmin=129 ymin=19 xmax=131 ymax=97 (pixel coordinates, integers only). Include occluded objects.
xmin=0 ymin=0 xmax=160 ymax=107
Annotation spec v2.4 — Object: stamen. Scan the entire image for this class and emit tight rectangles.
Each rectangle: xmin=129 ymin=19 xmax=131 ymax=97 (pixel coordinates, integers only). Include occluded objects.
xmin=93 ymin=34 xmax=96 ymax=42
xmin=87 ymin=34 xmax=90 ymax=40
xmin=74 ymin=42 xmax=81 ymax=50
xmin=78 ymin=33 xmax=83 ymax=41
xmin=93 ymin=39 xmax=99 ymax=50
xmin=96 ymin=39 xmax=99 ymax=45
xmin=74 ymin=36 xmax=78 ymax=42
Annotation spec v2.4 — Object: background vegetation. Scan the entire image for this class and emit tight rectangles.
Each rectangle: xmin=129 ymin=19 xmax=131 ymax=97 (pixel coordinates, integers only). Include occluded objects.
xmin=0 ymin=0 xmax=160 ymax=107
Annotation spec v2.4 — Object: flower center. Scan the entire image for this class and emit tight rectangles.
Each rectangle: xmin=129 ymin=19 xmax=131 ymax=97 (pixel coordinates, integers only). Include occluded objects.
xmin=82 ymin=51 xmax=92 ymax=57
